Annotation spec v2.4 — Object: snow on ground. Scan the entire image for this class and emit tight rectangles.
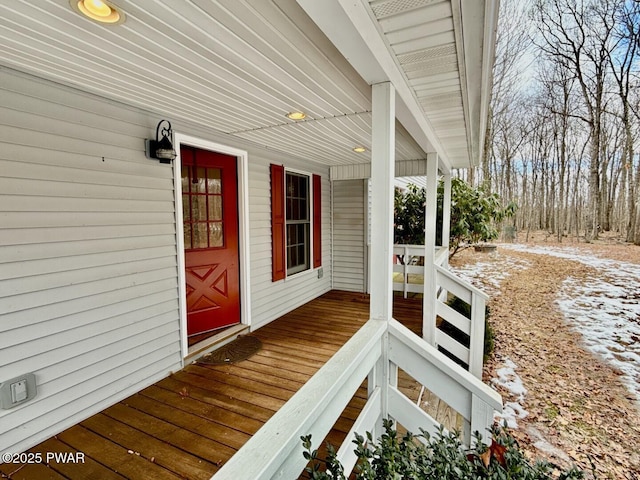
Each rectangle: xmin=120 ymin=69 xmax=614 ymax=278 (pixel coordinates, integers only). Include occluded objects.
xmin=450 ymin=253 xmax=531 ymax=295
xmin=501 ymin=244 xmax=640 ymax=405
xmin=491 ymin=357 xmax=529 ymax=429
xmin=525 ymin=426 xmax=573 ymax=464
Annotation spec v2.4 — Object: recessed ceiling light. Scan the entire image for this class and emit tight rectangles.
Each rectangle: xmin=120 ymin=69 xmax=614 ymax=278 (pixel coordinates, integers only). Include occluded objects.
xmin=353 ymin=146 xmax=366 ymax=153
xmin=286 ymin=111 xmax=306 ymax=121
xmin=70 ymin=0 xmax=126 ymax=25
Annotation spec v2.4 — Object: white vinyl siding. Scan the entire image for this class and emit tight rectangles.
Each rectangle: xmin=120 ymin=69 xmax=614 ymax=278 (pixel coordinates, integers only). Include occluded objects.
xmin=0 ymin=68 xmax=335 ymax=454
xmin=247 ymin=161 xmax=332 ymax=331
xmin=332 ymin=180 xmax=366 ymax=292
xmin=0 ymin=70 xmax=182 ymax=455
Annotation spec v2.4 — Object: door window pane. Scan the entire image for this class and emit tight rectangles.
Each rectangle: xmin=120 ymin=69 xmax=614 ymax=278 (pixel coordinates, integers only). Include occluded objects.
xmin=182 ymin=195 xmax=191 ymax=221
xmin=209 ymin=222 xmax=223 ymax=247
xmin=192 ymin=223 xmax=208 ymax=249
xmin=181 ymin=166 xmax=190 ymax=192
xmin=192 ymin=195 xmax=207 ymax=221
xmin=183 ymin=224 xmax=192 ymax=250
xmin=207 ymin=169 xmax=222 ymax=194
xmin=192 ymin=167 xmax=206 ymax=193
xmin=208 ymin=196 xmax=223 ymax=221
xmin=183 ymin=165 xmax=226 ymax=250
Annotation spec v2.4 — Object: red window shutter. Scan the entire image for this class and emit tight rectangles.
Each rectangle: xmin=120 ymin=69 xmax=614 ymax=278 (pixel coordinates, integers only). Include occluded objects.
xmin=313 ymin=174 xmax=322 ymax=268
xmin=271 ymin=164 xmax=286 ymax=281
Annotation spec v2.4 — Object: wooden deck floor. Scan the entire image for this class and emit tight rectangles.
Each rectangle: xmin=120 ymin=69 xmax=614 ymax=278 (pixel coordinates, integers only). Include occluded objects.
xmin=1 ymin=291 xmax=457 ymax=480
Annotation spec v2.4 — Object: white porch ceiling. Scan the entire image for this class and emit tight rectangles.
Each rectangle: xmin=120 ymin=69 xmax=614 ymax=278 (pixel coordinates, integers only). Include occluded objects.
xmin=0 ymin=0 xmax=496 ymax=170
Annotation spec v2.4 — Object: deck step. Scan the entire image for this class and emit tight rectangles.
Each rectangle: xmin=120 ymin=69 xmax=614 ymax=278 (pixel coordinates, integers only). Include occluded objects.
xmin=185 ymin=324 xmax=250 ymax=363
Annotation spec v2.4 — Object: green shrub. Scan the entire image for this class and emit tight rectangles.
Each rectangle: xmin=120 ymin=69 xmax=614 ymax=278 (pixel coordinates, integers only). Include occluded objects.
xmin=302 ymin=420 xmax=584 ymax=480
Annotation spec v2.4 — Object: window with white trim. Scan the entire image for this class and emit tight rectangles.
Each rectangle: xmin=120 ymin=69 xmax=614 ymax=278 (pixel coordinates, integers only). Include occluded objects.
xmin=285 ymin=171 xmax=310 ymax=275
xmin=270 ymin=164 xmax=321 ymax=282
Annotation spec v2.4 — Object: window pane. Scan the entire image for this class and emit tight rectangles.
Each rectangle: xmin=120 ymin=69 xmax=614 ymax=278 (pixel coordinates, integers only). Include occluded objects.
xmin=192 ymin=195 xmax=206 ymax=221
xmin=286 ymin=173 xmax=309 ymax=221
xmin=294 ymin=198 xmax=301 ymax=220
xmin=287 ymin=245 xmax=297 ymax=269
xmin=182 ymin=195 xmax=191 ymax=221
xmin=299 ymin=176 xmax=307 ymax=198
xmin=181 ymin=165 xmax=190 ymax=192
xmin=192 ymin=167 xmax=206 ymax=193
xmin=208 ymin=196 xmax=223 ymax=221
xmin=209 ymin=222 xmax=223 ymax=247
xmin=286 ymin=224 xmax=297 ymax=246
xmin=286 ymin=174 xmax=295 ymax=197
xmin=207 ymin=168 xmax=222 ymax=194
xmin=192 ymin=223 xmax=208 ymax=249
xmin=286 ymin=198 xmax=293 ymax=221
xmin=183 ymin=224 xmax=192 ymax=249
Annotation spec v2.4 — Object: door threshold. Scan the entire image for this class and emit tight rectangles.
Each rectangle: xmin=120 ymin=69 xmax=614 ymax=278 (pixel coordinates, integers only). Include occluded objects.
xmin=185 ymin=324 xmax=249 ymax=363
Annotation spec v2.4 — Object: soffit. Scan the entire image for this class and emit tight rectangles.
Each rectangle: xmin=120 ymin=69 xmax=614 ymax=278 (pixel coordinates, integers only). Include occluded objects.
xmin=369 ymin=0 xmax=471 ymax=168
xmin=0 ymin=0 xmax=426 ymax=167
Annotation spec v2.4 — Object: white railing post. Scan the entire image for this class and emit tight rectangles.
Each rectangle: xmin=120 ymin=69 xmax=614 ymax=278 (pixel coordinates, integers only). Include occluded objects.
xmin=468 ymin=294 xmax=486 ymax=378
xmin=367 ymin=343 xmax=385 ymax=438
xmin=471 ymin=393 xmax=495 ymax=447
xmin=403 ymin=245 xmax=409 ymax=298
xmin=423 ymin=154 xmax=439 ymax=345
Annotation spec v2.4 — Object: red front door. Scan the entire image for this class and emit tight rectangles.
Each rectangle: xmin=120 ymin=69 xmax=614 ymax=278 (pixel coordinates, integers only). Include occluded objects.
xmin=181 ymin=146 xmax=240 ymax=336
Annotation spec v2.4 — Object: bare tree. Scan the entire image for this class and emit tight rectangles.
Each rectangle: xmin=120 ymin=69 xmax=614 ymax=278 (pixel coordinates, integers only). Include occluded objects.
xmin=538 ymin=62 xmax=576 ymax=240
xmin=606 ymin=0 xmax=640 ymax=243
xmin=532 ymin=0 xmax=618 ymax=240
xmin=485 ymin=0 xmax=640 ymax=245
xmin=482 ymin=0 xmax=533 ymax=191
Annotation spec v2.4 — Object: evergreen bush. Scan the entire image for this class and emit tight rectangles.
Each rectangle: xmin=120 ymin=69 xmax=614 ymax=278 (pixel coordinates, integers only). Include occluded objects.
xmin=302 ymin=420 xmax=584 ymax=480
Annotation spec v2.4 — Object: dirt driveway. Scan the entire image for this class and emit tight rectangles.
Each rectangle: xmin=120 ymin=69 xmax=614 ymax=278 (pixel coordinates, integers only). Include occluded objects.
xmin=450 ymin=236 xmax=640 ymax=480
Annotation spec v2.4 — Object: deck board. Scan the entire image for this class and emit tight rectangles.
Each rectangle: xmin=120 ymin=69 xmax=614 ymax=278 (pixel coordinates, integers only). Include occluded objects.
xmin=11 ymin=291 xmax=462 ymax=479
xmin=32 ymin=437 xmax=127 ymax=480
xmin=57 ymin=425 xmax=183 ymax=480
xmin=0 ymin=461 xmax=70 ymax=480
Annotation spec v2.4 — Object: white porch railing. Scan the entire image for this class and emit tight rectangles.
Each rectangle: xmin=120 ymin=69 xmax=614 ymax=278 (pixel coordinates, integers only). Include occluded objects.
xmin=392 ymin=244 xmax=489 ymax=379
xmin=212 ymin=318 xmax=502 ymax=480
xmin=392 ymin=245 xmax=448 ymax=298
xmin=434 ymin=265 xmax=489 ymax=378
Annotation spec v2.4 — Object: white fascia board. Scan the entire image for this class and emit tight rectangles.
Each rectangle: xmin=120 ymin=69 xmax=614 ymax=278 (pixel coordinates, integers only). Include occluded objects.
xmin=296 ymin=0 xmax=448 ymax=169
xmin=451 ymin=0 xmax=473 ymax=169
xmin=479 ymin=0 xmax=500 ymax=163
xmin=455 ymin=0 xmax=500 ymax=166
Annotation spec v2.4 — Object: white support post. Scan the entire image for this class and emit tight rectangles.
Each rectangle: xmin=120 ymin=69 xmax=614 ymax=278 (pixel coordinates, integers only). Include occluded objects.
xmin=423 ymin=154 xmax=439 ymax=345
xmin=442 ymin=173 xmax=452 ymax=267
xmin=369 ymin=82 xmax=395 ymax=322
xmin=368 ymin=82 xmax=395 ymax=436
